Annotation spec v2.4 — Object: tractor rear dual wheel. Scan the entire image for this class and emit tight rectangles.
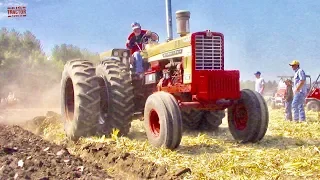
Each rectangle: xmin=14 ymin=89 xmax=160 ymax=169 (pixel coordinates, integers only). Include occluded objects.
xmin=228 ymin=89 xmax=269 ymax=143
xmin=61 ymin=58 xmax=135 ymax=141
xmin=96 ymin=59 xmax=135 ymax=136
xmin=181 ymin=110 xmax=225 ymax=131
xmin=199 ymin=110 xmax=225 ymax=131
xmin=181 ymin=109 xmax=203 ymax=130
xmin=61 ymin=59 xmax=101 ymax=141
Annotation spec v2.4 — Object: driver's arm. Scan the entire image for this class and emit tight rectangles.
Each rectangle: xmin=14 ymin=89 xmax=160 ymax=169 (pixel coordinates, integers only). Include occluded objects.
xmin=126 ymin=33 xmax=136 ymax=49
xmin=126 ymin=39 xmax=134 ymax=49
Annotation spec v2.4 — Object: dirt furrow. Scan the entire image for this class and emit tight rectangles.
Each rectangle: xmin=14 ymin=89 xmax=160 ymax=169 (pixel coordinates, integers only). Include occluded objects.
xmin=0 ymin=124 xmax=113 ymax=180
xmin=0 ymin=110 xmax=185 ymax=179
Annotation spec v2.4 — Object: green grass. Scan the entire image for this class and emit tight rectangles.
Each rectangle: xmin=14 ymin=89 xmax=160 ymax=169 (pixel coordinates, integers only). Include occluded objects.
xmin=41 ymin=109 xmax=320 ymax=180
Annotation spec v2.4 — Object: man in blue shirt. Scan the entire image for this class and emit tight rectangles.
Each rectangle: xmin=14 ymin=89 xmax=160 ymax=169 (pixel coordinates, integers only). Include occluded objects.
xmin=289 ymin=60 xmax=307 ymax=122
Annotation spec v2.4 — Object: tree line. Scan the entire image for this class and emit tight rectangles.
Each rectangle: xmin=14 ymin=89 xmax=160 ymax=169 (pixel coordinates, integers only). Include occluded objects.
xmin=0 ymin=28 xmax=100 ymax=100
xmin=0 ymin=28 xmax=279 ymax=100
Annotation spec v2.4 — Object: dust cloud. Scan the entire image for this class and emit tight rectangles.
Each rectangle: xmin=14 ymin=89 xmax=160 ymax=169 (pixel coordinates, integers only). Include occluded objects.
xmin=0 ymin=68 xmax=62 ymax=126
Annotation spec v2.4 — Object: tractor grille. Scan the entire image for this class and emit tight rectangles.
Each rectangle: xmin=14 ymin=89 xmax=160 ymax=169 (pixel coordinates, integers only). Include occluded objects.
xmin=194 ymin=35 xmax=223 ymax=70
xmin=207 ymin=71 xmax=240 ymax=100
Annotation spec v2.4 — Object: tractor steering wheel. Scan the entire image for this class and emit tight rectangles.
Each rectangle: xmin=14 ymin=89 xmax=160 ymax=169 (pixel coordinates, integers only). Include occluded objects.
xmin=139 ymin=32 xmax=159 ymax=50
xmin=141 ymin=32 xmax=159 ymax=44
xmin=149 ymin=32 xmax=159 ymax=43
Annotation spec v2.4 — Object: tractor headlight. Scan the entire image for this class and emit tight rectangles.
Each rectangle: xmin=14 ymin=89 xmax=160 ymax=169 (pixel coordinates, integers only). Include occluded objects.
xmin=122 ymin=57 xmax=127 ymax=64
xmin=113 ymin=51 xmax=119 ymax=56
xmin=123 ymin=51 xmax=128 ymax=57
xmin=145 ymin=73 xmax=156 ymax=84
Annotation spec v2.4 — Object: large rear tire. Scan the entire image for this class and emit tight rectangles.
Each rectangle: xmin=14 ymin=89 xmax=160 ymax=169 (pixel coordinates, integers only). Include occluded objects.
xmin=61 ymin=59 xmax=101 ymax=141
xmin=144 ymin=92 xmax=182 ymax=149
xmin=200 ymin=110 xmax=225 ymax=131
xmin=96 ymin=59 xmax=135 ymax=136
xmin=228 ymin=89 xmax=268 ymax=143
xmin=181 ymin=109 xmax=203 ymax=130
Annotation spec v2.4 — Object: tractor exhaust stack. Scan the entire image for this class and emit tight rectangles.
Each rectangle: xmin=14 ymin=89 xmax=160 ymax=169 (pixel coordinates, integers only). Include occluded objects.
xmin=176 ymin=10 xmax=190 ymax=37
xmin=165 ymin=0 xmax=173 ymax=41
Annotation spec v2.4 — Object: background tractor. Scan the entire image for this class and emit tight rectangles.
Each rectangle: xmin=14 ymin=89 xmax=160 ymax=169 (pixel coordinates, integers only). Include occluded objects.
xmin=60 ymin=0 xmax=269 ymax=149
xmin=269 ymin=75 xmax=311 ymax=109
xmin=268 ymin=75 xmax=294 ymax=109
xmin=305 ymin=73 xmax=320 ymax=112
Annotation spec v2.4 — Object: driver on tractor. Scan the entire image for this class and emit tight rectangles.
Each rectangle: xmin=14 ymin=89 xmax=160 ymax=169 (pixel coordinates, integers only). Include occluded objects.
xmin=126 ymin=22 xmax=155 ymax=79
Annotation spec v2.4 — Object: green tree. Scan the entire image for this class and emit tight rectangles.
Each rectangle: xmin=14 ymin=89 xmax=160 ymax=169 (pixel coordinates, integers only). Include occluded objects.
xmin=81 ymin=48 xmax=100 ymax=64
xmin=0 ymin=28 xmax=60 ymax=100
xmin=0 ymin=28 xmax=100 ymax=100
xmin=51 ymin=43 xmax=83 ymax=63
xmin=51 ymin=44 xmax=100 ymax=65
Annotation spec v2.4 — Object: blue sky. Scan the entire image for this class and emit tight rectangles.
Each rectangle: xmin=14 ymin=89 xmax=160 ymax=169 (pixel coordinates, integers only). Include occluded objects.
xmin=0 ymin=0 xmax=320 ymax=81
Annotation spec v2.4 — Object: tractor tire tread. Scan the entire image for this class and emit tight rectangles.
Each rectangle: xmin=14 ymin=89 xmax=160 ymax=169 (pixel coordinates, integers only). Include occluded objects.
xmin=61 ymin=59 xmax=101 ymax=141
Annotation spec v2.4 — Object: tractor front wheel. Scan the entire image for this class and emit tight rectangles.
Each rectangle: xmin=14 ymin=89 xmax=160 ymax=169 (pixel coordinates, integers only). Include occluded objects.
xmin=144 ymin=92 xmax=182 ymax=149
xmin=251 ymin=91 xmax=269 ymax=142
xmin=228 ymin=89 xmax=269 ymax=143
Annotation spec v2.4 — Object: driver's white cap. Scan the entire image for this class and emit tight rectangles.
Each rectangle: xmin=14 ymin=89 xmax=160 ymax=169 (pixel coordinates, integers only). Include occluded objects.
xmin=131 ymin=22 xmax=141 ymax=30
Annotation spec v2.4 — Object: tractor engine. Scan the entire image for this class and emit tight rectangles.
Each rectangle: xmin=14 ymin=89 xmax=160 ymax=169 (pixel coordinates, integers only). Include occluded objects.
xmin=158 ymin=59 xmax=183 ymax=88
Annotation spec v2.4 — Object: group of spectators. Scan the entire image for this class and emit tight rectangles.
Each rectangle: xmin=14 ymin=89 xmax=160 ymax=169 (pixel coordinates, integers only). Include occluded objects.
xmin=254 ymin=60 xmax=308 ymax=123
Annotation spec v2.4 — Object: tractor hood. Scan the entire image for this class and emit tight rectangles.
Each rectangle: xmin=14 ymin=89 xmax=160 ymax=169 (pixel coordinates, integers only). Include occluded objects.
xmin=143 ymin=34 xmax=192 ymax=61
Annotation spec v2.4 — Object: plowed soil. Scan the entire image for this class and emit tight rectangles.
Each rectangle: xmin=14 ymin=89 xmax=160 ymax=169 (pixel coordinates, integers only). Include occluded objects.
xmin=0 ymin=109 xmax=181 ymax=180
xmin=0 ymin=124 xmax=112 ymax=180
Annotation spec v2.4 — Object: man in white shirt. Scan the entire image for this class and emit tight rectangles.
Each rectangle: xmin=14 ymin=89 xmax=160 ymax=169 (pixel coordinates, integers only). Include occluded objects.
xmin=254 ymin=71 xmax=265 ymax=95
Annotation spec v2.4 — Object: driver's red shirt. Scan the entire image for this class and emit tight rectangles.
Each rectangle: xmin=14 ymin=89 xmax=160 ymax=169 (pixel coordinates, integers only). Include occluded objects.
xmin=126 ymin=30 xmax=147 ymax=55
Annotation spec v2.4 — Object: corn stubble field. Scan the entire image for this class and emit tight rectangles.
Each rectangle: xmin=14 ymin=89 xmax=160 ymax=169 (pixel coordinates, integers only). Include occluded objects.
xmin=30 ymin=107 xmax=320 ymax=179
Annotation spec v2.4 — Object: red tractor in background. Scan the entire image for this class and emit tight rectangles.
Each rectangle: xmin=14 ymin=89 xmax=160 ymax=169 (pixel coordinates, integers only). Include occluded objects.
xmin=306 ymin=74 xmax=320 ymax=112
xmin=60 ymin=1 xmax=269 ymax=150
xmin=269 ymin=76 xmax=294 ymax=109
xmin=270 ymin=75 xmax=312 ymax=109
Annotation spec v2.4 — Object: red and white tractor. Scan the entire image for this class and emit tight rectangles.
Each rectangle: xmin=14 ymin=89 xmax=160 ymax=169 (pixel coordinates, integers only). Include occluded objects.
xmin=59 ymin=1 xmax=269 ymax=149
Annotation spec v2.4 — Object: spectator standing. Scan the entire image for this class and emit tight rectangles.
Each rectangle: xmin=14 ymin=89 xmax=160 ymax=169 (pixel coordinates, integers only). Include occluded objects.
xmin=289 ymin=60 xmax=307 ymax=123
xmin=284 ymin=79 xmax=293 ymax=121
xmin=254 ymin=71 xmax=265 ymax=95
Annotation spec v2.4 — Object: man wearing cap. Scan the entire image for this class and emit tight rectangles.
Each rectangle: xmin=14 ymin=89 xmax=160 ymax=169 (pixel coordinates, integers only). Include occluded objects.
xmin=254 ymin=71 xmax=265 ymax=95
xmin=289 ymin=60 xmax=307 ymax=122
xmin=126 ymin=22 xmax=152 ymax=78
